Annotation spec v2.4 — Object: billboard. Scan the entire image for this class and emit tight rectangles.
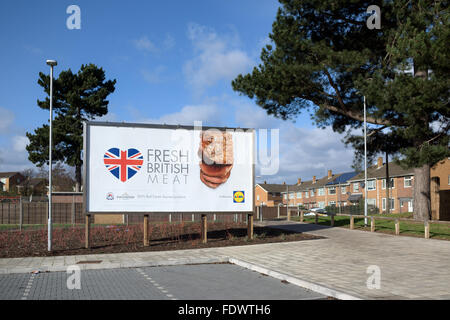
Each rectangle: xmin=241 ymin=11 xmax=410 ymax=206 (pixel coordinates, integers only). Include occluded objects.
xmin=83 ymin=121 xmax=254 ymax=213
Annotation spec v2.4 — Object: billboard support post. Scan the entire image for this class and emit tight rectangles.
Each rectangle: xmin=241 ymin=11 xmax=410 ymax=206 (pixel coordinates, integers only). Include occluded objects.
xmin=85 ymin=214 xmax=91 ymax=249
xmin=201 ymin=214 xmax=207 ymax=243
xmin=143 ymin=214 xmax=149 ymax=246
xmin=247 ymin=214 xmax=254 ymax=240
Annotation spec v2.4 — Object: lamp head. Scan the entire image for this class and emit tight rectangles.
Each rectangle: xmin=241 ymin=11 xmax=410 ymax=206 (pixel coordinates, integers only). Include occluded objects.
xmin=46 ymin=60 xmax=57 ymax=67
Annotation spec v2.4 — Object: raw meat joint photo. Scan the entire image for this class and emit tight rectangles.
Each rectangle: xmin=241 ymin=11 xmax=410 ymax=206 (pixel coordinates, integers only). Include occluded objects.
xmin=198 ymin=131 xmax=233 ymax=188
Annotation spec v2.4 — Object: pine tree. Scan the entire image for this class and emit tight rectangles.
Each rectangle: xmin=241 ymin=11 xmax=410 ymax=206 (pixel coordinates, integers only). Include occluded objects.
xmin=26 ymin=64 xmax=116 ymax=191
xmin=232 ymin=0 xmax=449 ymax=220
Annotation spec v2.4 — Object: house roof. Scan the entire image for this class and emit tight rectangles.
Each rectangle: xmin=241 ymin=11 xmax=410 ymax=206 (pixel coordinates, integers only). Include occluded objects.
xmin=20 ymin=178 xmax=48 ymax=188
xmin=349 ymin=161 xmax=414 ymax=182
xmin=257 ymin=183 xmax=293 ymax=193
xmin=0 ymin=172 xmax=21 ymax=178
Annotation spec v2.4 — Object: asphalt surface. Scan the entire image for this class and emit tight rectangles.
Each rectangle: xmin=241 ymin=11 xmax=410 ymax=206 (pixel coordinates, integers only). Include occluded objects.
xmin=0 ymin=263 xmax=326 ymax=300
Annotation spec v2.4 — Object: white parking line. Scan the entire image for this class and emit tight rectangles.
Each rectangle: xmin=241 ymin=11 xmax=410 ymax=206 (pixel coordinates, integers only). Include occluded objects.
xmin=22 ymin=274 xmax=36 ymax=300
xmin=136 ymin=268 xmax=177 ymax=300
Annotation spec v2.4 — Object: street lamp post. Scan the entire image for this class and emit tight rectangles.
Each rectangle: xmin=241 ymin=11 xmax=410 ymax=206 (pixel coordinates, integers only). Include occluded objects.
xmin=364 ymin=95 xmax=368 ymax=226
xmin=46 ymin=59 xmax=57 ymax=252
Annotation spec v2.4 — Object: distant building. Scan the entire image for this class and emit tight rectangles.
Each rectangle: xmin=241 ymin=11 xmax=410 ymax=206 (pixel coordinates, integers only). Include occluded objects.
xmin=348 ymin=157 xmax=414 ymax=214
xmin=281 ymin=171 xmax=359 ymax=209
xmin=255 ymin=182 xmax=289 ymax=207
xmin=0 ymin=172 xmax=25 ymax=193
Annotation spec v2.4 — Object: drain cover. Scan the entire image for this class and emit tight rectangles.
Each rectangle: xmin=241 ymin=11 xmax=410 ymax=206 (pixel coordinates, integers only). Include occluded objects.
xmin=76 ymin=260 xmax=102 ymax=264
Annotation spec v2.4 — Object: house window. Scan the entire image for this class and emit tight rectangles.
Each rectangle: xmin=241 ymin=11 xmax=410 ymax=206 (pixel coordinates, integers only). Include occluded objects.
xmin=318 ymin=188 xmax=325 ymax=196
xmin=353 ymin=183 xmax=359 ymax=192
xmin=341 ymin=186 xmax=347 ymax=194
xmin=404 ymin=176 xmax=412 ymax=187
xmin=297 ymin=192 xmax=302 ymax=198
xmin=367 ymin=180 xmax=376 ymax=191
xmin=318 ymin=201 xmax=325 ymax=208
xmin=289 ymin=193 xmax=295 ymax=199
xmin=382 ymin=198 xmax=395 ymax=210
xmin=257 ymin=195 xmax=260 ymax=201
xmin=328 ymin=187 xmax=336 ymax=195
xmin=382 ymin=178 xmax=395 ymax=189
xmin=328 ymin=201 xmax=336 ymax=206
xmin=283 ymin=194 xmax=287 ymax=200
xmin=310 ymin=189 xmax=315 ymax=197
xmin=305 ymin=192 xmax=309 ymax=198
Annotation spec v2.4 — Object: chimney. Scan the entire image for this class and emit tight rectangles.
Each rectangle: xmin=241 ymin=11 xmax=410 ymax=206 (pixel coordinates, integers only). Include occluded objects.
xmin=377 ymin=157 xmax=383 ymax=168
xmin=264 ymin=180 xmax=267 ymax=184
xmin=283 ymin=181 xmax=286 ymax=185
xmin=297 ymin=178 xmax=302 ymax=185
xmin=328 ymin=170 xmax=332 ymax=179
xmin=312 ymin=176 xmax=316 ymax=184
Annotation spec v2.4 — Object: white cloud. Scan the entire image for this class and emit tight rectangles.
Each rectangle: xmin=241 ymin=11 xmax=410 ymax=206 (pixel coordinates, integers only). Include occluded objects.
xmin=133 ymin=36 xmax=158 ymax=53
xmin=140 ymin=104 xmax=226 ymax=127
xmin=163 ymin=34 xmax=176 ymax=50
xmin=141 ymin=65 xmax=167 ymax=84
xmin=0 ymin=107 xmax=14 ymax=132
xmin=184 ymin=23 xmax=253 ymax=94
xmin=12 ymin=135 xmax=29 ymax=152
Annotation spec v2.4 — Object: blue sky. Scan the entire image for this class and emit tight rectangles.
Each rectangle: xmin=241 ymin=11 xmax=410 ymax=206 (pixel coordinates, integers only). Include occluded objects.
xmin=0 ymin=0 xmax=357 ymax=183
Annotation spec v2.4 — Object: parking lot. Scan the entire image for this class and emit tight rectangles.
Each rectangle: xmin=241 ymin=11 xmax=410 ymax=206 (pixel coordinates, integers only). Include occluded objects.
xmin=0 ymin=263 xmax=326 ymax=300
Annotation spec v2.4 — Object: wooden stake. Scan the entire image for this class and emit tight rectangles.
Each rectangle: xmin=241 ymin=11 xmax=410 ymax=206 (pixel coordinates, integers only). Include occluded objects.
xmin=314 ymin=213 xmax=318 ymax=224
xmin=395 ymin=219 xmax=400 ymax=235
xmin=85 ymin=214 xmax=91 ymax=249
xmin=300 ymin=210 xmax=304 ymax=223
xmin=201 ymin=214 xmax=207 ymax=243
xmin=287 ymin=210 xmax=291 ymax=221
xmin=330 ymin=214 xmax=334 ymax=227
xmin=143 ymin=214 xmax=149 ymax=246
xmin=424 ymin=221 xmax=430 ymax=239
xmin=247 ymin=214 xmax=254 ymax=240
xmin=350 ymin=215 xmax=354 ymax=230
xmin=370 ymin=216 xmax=375 ymax=232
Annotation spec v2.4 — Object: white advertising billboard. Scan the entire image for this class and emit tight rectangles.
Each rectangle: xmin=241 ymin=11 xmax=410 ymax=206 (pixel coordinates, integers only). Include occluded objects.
xmin=83 ymin=122 xmax=254 ymax=213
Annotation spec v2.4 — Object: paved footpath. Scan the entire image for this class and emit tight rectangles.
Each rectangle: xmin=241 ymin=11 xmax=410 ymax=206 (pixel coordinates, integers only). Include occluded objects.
xmin=1 ymin=221 xmax=449 ymax=300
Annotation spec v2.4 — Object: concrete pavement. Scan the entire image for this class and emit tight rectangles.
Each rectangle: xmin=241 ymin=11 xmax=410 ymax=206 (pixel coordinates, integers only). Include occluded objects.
xmin=0 ymin=221 xmax=449 ymax=299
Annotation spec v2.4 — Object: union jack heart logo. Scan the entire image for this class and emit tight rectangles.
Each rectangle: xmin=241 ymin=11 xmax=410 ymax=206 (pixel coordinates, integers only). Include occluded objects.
xmin=103 ymin=148 xmax=144 ymax=182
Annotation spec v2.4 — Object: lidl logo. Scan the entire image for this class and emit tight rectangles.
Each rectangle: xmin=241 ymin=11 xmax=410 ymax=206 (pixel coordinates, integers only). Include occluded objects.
xmin=233 ymin=191 xmax=245 ymax=203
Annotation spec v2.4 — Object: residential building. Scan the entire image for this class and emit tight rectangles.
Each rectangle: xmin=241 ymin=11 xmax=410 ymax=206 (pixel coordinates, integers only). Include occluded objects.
xmin=430 ymin=157 xmax=450 ymax=191
xmin=0 ymin=172 xmax=25 ymax=193
xmin=281 ymin=171 xmax=358 ymax=209
xmin=255 ymin=182 xmax=289 ymax=207
xmin=348 ymin=157 xmax=415 ymax=214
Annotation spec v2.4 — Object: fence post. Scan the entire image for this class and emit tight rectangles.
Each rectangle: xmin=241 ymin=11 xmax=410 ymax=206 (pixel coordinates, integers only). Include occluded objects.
xmin=424 ymin=220 xmax=430 ymax=239
xmin=19 ymin=198 xmax=23 ymax=231
xmin=85 ymin=214 xmax=91 ymax=249
xmin=287 ymin=210 xmax=291 ymax=221
xmin=201 ymin=214 xmax=207 ymax=244
xmin=143 ymin=214 xmax=149 ymax=246
xmin=395 ymin=219 xmax=400 ymax=235
xmin=71 ymin=201 xmax=75 ymax=227
xmin=169 ymin=213 xmax=172 ymax=223
xmin=277 ymin=205 xmax=280 ymax=219
xmin=192 ymin=213 xmax=195 ymax=222
xmin=300 ymin=210 xmax=304 ymax=222
xmin=247 ymin=213 xmax=254 ymax=240
xmin=350 ymin=215 xmax=354 ymax=230
xmin=314 ymin=213 xmax=318 ymax=224
xmin=213 ymin=213 xmax=216 ymax=222
xmin=260 ymin=206 xmax=263 ymax=222
xmin=330 ymin=214 xmax=334 ymax=227
xmin=370 ymin=216 xmax=375 ymax=232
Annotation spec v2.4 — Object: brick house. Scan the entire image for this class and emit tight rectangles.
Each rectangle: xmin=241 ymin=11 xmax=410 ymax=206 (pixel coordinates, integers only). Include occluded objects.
xmin=430 ymin=157 xmax=450 ymax=220
xmin=255 ymin=182 xmax=289 ymax=207
xmin=281 ymin=171 xmax=358 ymax=209
xmin=0 ymin=172 xmax=26 ymax=193
xmin=431 ymin=157 xmax=450 ymax=191
xmin=348 ymin=157 xmax=415 ymax=214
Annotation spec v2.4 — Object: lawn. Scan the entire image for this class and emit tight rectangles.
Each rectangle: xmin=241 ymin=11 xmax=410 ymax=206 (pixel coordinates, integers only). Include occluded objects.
xmin=291 ymin=214 xmax=450 ymax=241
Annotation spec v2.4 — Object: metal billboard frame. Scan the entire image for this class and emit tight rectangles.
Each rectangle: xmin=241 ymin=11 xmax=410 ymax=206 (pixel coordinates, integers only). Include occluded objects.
xmin=83 ymin=121 xmax=255 ymax=215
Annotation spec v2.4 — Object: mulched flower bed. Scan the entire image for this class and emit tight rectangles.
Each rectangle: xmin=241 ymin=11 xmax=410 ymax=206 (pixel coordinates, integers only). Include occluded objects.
xmin=0 ymin=222 xmax=323 ymax=258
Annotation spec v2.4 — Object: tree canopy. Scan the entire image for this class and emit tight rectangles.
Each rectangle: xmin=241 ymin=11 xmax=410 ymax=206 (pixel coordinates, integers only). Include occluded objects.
xmin=232 ymin=0 xmax=449 ymax=219
xmin=26 ymin=64 xmax=116 ymax=190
